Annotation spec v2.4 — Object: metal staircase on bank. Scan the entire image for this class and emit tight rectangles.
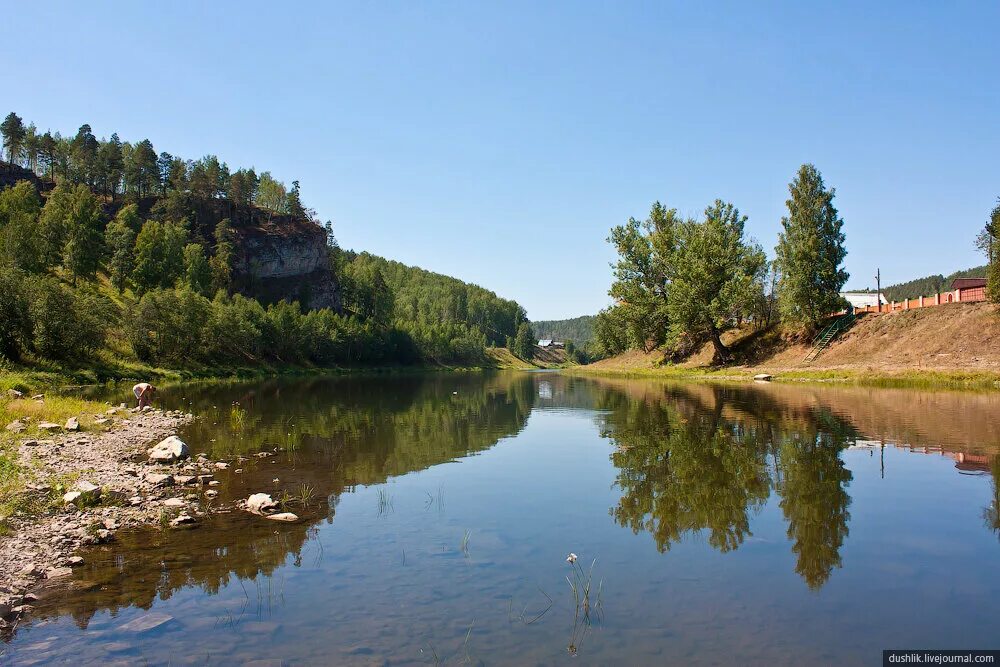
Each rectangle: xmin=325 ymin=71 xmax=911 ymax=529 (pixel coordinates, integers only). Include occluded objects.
xmin=803 ymin=313 xmax=856 ymax=364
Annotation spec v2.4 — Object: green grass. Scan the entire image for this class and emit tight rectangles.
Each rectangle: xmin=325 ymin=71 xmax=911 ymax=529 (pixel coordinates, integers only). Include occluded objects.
xmin=570 ymin=363 xmax=1000 ymax=390
xmin=0 ymin=391 xmax=114 ymax=529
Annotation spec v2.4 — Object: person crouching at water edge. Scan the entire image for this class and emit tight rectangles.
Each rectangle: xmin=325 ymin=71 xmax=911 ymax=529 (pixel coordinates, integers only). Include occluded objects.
xmin=133 ymin=382 xmax=156 ymax=409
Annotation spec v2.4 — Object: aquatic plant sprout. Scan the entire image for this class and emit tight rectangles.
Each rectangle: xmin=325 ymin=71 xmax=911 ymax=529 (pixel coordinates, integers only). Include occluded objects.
xmin=565 ymin=552 xmax=604 ymax=655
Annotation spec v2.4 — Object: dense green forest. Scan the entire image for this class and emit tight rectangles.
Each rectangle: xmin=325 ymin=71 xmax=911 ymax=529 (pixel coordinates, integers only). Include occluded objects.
xmin=0 ymin=111 xmax=532 ymax=375
xmin=881 ymin=265 xmax=986 ymax=302
xmin=339 ymin=251 xmax=528 ymax=359
xmin=532 ymin=315 xmax=596 ymax=345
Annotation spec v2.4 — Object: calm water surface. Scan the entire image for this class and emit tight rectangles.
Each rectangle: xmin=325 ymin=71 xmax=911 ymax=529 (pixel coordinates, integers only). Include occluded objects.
xmin=3 ymin=373 xmax=999 ymax=665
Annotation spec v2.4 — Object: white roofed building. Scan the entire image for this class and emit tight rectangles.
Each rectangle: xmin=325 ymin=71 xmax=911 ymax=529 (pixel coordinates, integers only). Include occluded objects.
xmin=840 ymin=292 xmax=888 ymax=309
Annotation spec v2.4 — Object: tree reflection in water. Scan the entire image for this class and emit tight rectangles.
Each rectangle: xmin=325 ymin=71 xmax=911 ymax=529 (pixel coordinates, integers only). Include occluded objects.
xmin=599 ymin=383 xmax=854 ymax=589
xmin=18 ymin=373 xmax=1000 ymax=643
xmin=26 ymin=372 xmax=539 ymax=634
xmin=986 ymin=457 xmax=1000 ymax=541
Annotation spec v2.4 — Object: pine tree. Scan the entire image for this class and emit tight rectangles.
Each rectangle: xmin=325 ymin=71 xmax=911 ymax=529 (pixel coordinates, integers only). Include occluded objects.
xmin=287 ymin=180 xmax=306 ymax=218
xmin=71 ymin=124 xmax=99 ymax=186
xmin=97 ymin=133 xmax=124 ymax=198
xmin=1 ymin=112 xmax=26 ymax=165
xmin=775 ymin=164 xmax=849 ymax=330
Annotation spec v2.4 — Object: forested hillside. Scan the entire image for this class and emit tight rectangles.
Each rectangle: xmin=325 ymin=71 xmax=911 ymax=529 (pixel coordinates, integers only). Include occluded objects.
xmin=532 ymin=315 xmax=596 ymax=344
xmin=882 ymin=265 xmax=987 ymax=302
xmin=337 ymin=251 xmax=529 ymax=362
xmin=0 ymin=111 xmax=533 ymax=375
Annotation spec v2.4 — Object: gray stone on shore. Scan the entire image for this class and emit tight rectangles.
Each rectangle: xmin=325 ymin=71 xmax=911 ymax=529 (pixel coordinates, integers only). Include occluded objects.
xmin=67 ymin=556 xmax=84 ymax=567
xmin=46 ymin=567 xmax=73 ymax=579
xmin=148 ymin=435 xmax=189 ymax=463
xmin=0 ymin=406 xmax=197 ymax=599
xmin=169 ymin=513 xmax=196 ymax=527
xmin=145 ymin=473 xmax=174 ymax=487
xmin=20 ymin=564 xmax=42 ymax=577
xmin=162 ymin=498 xmax=185 ymax=508
xmin=266 ymin=512 xmax=299 ymax=522
xmin=753 ymin=373 xmax=773 ymax=382
xmin=63 ymin=481 xmax=100 ymax=506
xmin=5 ymin=421 xmax=26 ymax=433
xmin=38 ymin=422 xmax=60 ymax=431
xmin=65 ymin=417 xmax=80 ymax=431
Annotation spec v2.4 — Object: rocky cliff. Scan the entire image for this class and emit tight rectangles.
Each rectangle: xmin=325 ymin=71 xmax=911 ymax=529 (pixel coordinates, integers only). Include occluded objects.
xmin=230 ymin=216 xmax=341 ymax=311
xmin=5 ymin=168 xmax=342 ymax=311
xmin=121 ymin=193 xmax=341 ymax=312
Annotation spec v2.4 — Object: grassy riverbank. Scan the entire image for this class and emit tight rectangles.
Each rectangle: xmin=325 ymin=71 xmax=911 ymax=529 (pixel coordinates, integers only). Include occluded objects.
xmin=0 ymin=392 xmax=114 ymax=529
xmin=576 ymin=304 xmax=1000 ymax=390
xmin=570 ymin=363 xmax=1000 ymax=389
xmin=0 ymin=344 xmax=551 ymax=395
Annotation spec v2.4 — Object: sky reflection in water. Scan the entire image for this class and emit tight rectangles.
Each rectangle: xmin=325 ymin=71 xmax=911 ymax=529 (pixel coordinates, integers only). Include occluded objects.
xmin=4 ymin=373 xmax=999 ymax=665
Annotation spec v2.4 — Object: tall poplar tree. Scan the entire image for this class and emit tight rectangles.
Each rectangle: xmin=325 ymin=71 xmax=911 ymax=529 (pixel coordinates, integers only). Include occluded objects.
xmin=775 ymin=164 xmax=849 ymax=330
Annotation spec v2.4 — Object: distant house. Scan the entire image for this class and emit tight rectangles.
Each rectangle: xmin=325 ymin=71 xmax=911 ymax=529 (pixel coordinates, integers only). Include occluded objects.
xmin=538 ymin=339 xmax=553 ymax=347
xmin=952 ymin=277 xmax=987 ymax=302
xmin=840 ymin=292 xmax=887 ymax=309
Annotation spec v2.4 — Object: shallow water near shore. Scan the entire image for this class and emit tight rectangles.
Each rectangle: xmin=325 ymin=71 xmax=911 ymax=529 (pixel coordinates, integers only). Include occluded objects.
xmin=3 ymin=372 xmax=999 ymax=665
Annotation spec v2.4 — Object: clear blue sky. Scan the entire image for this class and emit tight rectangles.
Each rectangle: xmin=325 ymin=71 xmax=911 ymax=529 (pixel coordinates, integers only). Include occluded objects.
xmin=4 ymin=1 xmax=998 ymax=319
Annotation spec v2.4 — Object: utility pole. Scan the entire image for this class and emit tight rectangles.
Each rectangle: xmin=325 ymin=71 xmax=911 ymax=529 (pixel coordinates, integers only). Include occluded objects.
xmin=876 ymin=268 xmax=882 ymax=313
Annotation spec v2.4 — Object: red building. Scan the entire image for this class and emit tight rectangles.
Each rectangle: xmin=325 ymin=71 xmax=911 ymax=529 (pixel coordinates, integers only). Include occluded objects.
xmin=951 ymin=277 xmax=987 ymax=302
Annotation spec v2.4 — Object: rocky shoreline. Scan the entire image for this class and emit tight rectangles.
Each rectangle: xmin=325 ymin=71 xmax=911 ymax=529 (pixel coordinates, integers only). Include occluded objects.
xmin=0 ymin=405 xmax=234 ymax=631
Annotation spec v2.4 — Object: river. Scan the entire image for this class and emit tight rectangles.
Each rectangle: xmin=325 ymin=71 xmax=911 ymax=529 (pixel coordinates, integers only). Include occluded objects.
xmin=3 ymin=372 xmax=999 ymax=665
